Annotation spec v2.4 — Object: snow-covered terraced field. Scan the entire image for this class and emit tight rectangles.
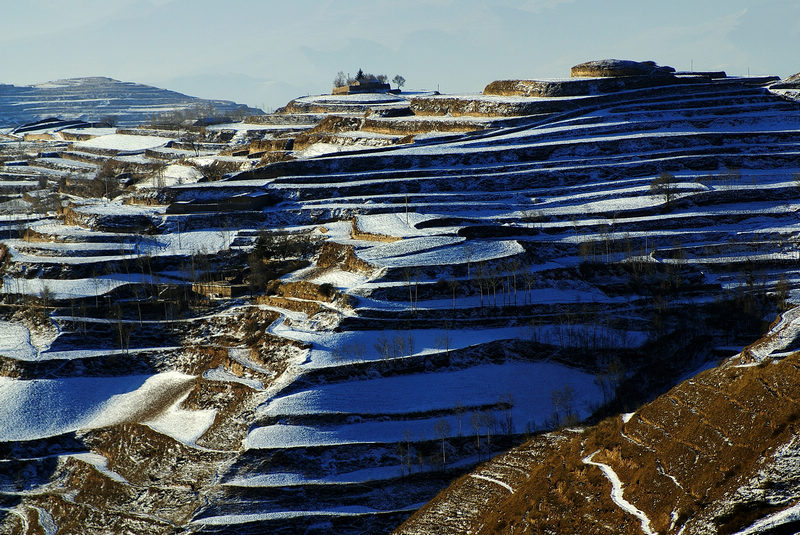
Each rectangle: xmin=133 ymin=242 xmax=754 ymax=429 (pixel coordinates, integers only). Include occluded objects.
xmin=2 ymin=71 xmax=800 ymax=534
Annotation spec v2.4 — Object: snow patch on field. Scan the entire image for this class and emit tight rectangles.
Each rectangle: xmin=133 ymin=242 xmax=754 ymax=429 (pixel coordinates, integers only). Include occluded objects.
xmin=137 ymin=164 xmax=203 ymax=188
xmin=204 ymin=366 xmax=264 ymax=390
xmin=355 ymin=212 xmax=445 ymax=238
xmin=0 ymin=321 xmax=37 ymax=361
xmin=144 ymin=389 xmax=217 ymax=446
xmin=191 ymin=504 xmax=420 ymax=525
xmin=1 ymin=275 xmax=132 ymax=299
xmin=369 ymin=239 xmax=524 ymax=268
xmin=0 ymin=375 xmax=149 ymax=441
xmin=622 ymin=412 xmax=635 ymax=424
xmin=270 ymin=324 xmax=526 ymax=367
xmin=0 ymin=371 xmax=197 ymax=441
xmin=358 ymin=236 xmax=465 ymax=262
xmin=258 ymin=362 xmax=597 ymax=418
xmin=247 ymin=361 xmax=602 ymax=449
xmin=308 ymin=269 xmax=369 ymax=290
xmin=74 ymin=134 xmax=171 ymax=151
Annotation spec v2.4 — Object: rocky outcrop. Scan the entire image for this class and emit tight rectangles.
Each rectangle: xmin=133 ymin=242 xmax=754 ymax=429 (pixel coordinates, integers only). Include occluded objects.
xmin=410 ymin=94 xmax=577 ymax=116
xmin=485 ymin=60 xmax=682 ymax=98
xmin=484 ymin=75 xmax=692 ymax=98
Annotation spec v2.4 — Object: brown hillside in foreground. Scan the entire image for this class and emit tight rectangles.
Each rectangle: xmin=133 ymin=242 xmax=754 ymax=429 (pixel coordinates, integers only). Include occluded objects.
xmin=397 ymin=308 xmax=800 ymax=534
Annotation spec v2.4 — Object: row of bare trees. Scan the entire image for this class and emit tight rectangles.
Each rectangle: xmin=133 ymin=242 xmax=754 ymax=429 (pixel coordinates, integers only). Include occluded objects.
xmin=402 ymin=259 xmax=544 ymax=314
xmin=397 ymin=395 xmax=516 ymax=475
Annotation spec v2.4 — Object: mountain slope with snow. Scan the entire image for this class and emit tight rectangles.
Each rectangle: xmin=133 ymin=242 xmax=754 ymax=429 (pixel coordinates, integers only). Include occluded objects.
xmin=0 ymin=77 xmax=261 ymax=128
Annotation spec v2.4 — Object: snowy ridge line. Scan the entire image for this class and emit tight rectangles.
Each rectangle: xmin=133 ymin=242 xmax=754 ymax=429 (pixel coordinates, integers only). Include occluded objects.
xmin=734 ymin=305 xmax=800 ymax=364
xmin=190 ymin=503 xmax=425 ymax=525
xmin=470 ymin=473 xmax=514 ymax=494
xmin=67 ymin=453 xmax=130 ymax=485
xmin=731 ymin=500 xmax=800 ymax=534
xmin=583 ymin=450 xmax=656 ymax=535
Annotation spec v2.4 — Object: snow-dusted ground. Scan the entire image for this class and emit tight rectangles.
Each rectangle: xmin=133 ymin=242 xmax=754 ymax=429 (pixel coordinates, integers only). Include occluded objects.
xmin=68 ymin=453 xmax=130 ymax=484
xmin=271 ymin=323 xmax=525 ymax=367
xmin=259 ymin=361 xmax=599 ymax=418
xmin=0 ymin=321 xmax=37 ymax=360
xmin=0 ymin=371 xmax=200 ymax=441
xmin=248 ymin=361 xmax=601 ymax=449
xmin=1 ymin=274 xmax=133 ymax=299
xmin=136 ymin=163 xmax=203 ymax=188
xmin=364 ymin=239 xmax=525 ymax=268
xmin=355 ymin=212 xmax=449 ymax=238
xmin=144 ymin=389 xmax=217 ymax=446
xmin=74 ymin=134 xmax=172 ymax=152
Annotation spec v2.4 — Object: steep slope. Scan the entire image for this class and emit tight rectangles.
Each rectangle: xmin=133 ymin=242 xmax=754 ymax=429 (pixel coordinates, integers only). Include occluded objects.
xmin=396 ymin=306 xmax=800 ymax=534
xmin=0 ymin=77 xmax=261 ymax=128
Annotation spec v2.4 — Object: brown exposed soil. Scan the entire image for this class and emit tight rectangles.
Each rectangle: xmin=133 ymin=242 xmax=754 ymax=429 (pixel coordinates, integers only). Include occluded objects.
xmin=254 ymin=294 xmax=324 ymax=316
xmin=362 ymin=116 xmax=489 ymax=134
xmin=306 ymin=115 xmax=364 ymax=135
xmin=316 ymin=241 xmax=374 ymax=273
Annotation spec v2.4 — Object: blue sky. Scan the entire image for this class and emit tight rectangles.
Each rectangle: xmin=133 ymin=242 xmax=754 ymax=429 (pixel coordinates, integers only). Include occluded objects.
xmin=2 ymin=0 xmax=798 ymax=110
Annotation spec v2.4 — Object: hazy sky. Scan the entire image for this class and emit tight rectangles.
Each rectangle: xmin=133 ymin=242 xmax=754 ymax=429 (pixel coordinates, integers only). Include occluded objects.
xmin=2 ymin=0 xmax=798 ymax=110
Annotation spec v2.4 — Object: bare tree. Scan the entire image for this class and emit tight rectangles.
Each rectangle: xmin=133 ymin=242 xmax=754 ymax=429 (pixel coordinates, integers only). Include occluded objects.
xmin=333 ymin=71 xmax=348 ymax=87
xmin=508 ymin=259 xmax=520 ymax=306
xmin=392 ymin=74 xmax=406 ymax=90
xmin=455 ymin=402 xmax=465 ymax=436
xmin=391 ymin=334 xmax=406 ymax=359
xmin=521 ymin=268 xmax=536 ymax=305
xmin=447 ymin=279 xmax=459 ymax=311
xmin=550 ymin=385 xmax=577 ymax=427
xmin=434 ymin=419 xmax=451 ymax=466
xmin=650 ymin=171 xmax=678 ymax=208
xmin=374 ymin=333 xmax=390 ymax=360
xmin=396 ymin=428 xmax=414 ymax=477
xmin=483 ymin=411 xmax=496 ymax=448
xmin=435 ymin=330 xmax=451 ymax=355
xmin=500 ymin=393 xmax=514 ymax=435
xmin=470 ymin=411 xmax=482 ymax=452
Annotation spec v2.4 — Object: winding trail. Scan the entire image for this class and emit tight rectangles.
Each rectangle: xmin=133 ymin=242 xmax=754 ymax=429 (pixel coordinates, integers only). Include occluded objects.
xmin=583 ymin=450 xmax=656 ymax=535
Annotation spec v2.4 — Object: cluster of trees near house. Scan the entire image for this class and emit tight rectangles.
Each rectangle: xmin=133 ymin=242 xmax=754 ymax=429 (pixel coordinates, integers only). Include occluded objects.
xmin=333 ymin=69 xmax=406 ymax=90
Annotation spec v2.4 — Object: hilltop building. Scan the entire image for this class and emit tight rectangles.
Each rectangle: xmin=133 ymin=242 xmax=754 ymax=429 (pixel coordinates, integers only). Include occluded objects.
xmin=332 ymin=77 xmax=391 ymax=95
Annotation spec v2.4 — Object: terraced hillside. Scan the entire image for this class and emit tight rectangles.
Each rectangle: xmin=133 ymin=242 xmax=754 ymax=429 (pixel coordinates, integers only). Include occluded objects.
xmin=0 ymin=77 xmax=261 ymax=128
xmin=2 ymin=62 xmax=800 ymax=534
xmin=397 ymin=307 xmax=800 ymax=534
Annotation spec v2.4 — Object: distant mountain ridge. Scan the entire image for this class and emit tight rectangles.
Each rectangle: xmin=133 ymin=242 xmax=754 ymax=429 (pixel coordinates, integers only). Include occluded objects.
xmin=0 ymin=77 xmax=263 ymax=128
